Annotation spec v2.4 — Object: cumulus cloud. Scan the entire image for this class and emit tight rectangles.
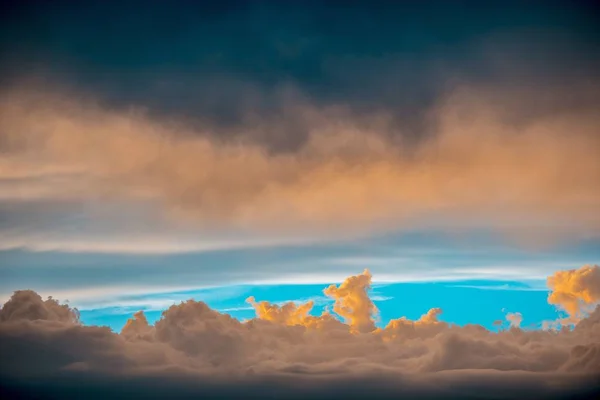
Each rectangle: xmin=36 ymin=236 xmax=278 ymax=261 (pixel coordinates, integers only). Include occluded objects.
xmin=0 ymin=83 xmax=599 ymax=246
xmin=1 ymin=268 xmax=600 ymax=399
xmin=245 ymin=295 xmax=341 ymax=332
xmin=377 ymin=307 xmax=447 ymax=341
xmin=246 ymin=296 xmax=316 ymax=326
xmin=0 ymin=290 xmax=80 ymax=324
xmin=547 ymin=265 xmax=600 ymax=323
xmin=322 ymin=269 xmax=377 ymax=333
xmin=506 ymin=312 xmax=523 ymax=328
xmin=246 ymin=270 xmax=375 ymax=333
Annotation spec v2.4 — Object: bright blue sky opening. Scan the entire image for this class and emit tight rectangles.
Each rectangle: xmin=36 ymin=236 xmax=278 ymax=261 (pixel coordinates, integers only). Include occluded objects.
xmin=79 ymin=279 xmax=562 ymax=333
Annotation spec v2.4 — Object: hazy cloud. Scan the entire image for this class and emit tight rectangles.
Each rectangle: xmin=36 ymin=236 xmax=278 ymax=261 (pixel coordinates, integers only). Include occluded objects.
xmin=0 ymin=83 xmax=599 ymax=246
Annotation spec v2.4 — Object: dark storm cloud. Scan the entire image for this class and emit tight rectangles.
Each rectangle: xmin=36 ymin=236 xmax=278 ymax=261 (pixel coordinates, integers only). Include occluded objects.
xmin=1 ymin=0 xmax=598 ymax=150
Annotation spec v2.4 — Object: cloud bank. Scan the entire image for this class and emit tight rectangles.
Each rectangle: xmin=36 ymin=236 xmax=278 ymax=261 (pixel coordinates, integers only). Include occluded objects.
xmin=1 ymin=265 xmax=599 ymax=399
xmin=0 ymin=82 xmax=599 ymax=250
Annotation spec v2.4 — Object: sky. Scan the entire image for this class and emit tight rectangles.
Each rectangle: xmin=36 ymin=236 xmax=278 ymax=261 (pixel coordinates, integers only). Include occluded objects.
xmin=1 ymin=1 xmax=600 ymax=399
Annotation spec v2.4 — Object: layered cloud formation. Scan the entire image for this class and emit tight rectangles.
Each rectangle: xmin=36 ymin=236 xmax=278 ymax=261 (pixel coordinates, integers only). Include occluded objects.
xmin=1 ymin=265 xmax=599 ymax=399
xmin=1 ymin=82 xmax=599 ymax=253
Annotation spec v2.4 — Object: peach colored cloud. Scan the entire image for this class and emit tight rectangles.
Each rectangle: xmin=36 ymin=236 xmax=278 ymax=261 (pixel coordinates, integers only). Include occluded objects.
xmin=547 ymin=264 xmax=600 ymax=323
xmin=506 ymin=312 xmax=523 ymax=328
xmin=323 ymin=269 xmax=377 ymax=333
xmin=247 ymin=269 xmax=376 ymax=333
xmin=0 ymin=84 xmax=599 ymax=243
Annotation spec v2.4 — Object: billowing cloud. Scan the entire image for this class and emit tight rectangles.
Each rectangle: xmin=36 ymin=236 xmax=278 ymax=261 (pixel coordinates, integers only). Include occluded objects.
xmin=0 ymin=290 xmax=80 ymax=323
xmin=322 ymin=269 xmax=377 ymax=333
xmin=2 ymin=268 xmax=599 ymax=399
xmin=246 ymin=269 xmax=375 ymax=333
xmin=246 ymin=296 xmax=316 ymax=326
xmin=547 ymin=265 xmax=600 ymax=323
xmin=377 ymin=307 xmax=446 ymax=341
xmin=245 ymin=295 xmax=341 ymax=332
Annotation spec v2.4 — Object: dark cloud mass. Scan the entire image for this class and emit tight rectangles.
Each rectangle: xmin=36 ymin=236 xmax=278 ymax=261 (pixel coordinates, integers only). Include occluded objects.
xmin=1 ymin=0 xmax=599 ymax=150
xmin=1 ymin=268 xmax=600 ymax=399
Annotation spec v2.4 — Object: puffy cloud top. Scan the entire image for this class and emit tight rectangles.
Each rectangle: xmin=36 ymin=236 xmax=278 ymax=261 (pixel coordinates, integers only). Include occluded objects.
xmin=547 ymin=265 xmax=600 ymax=322
xmin=1 ymin=267 xmax=599 ymax=398
xmin=0 ymin=290 xmax=80 ymax=324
